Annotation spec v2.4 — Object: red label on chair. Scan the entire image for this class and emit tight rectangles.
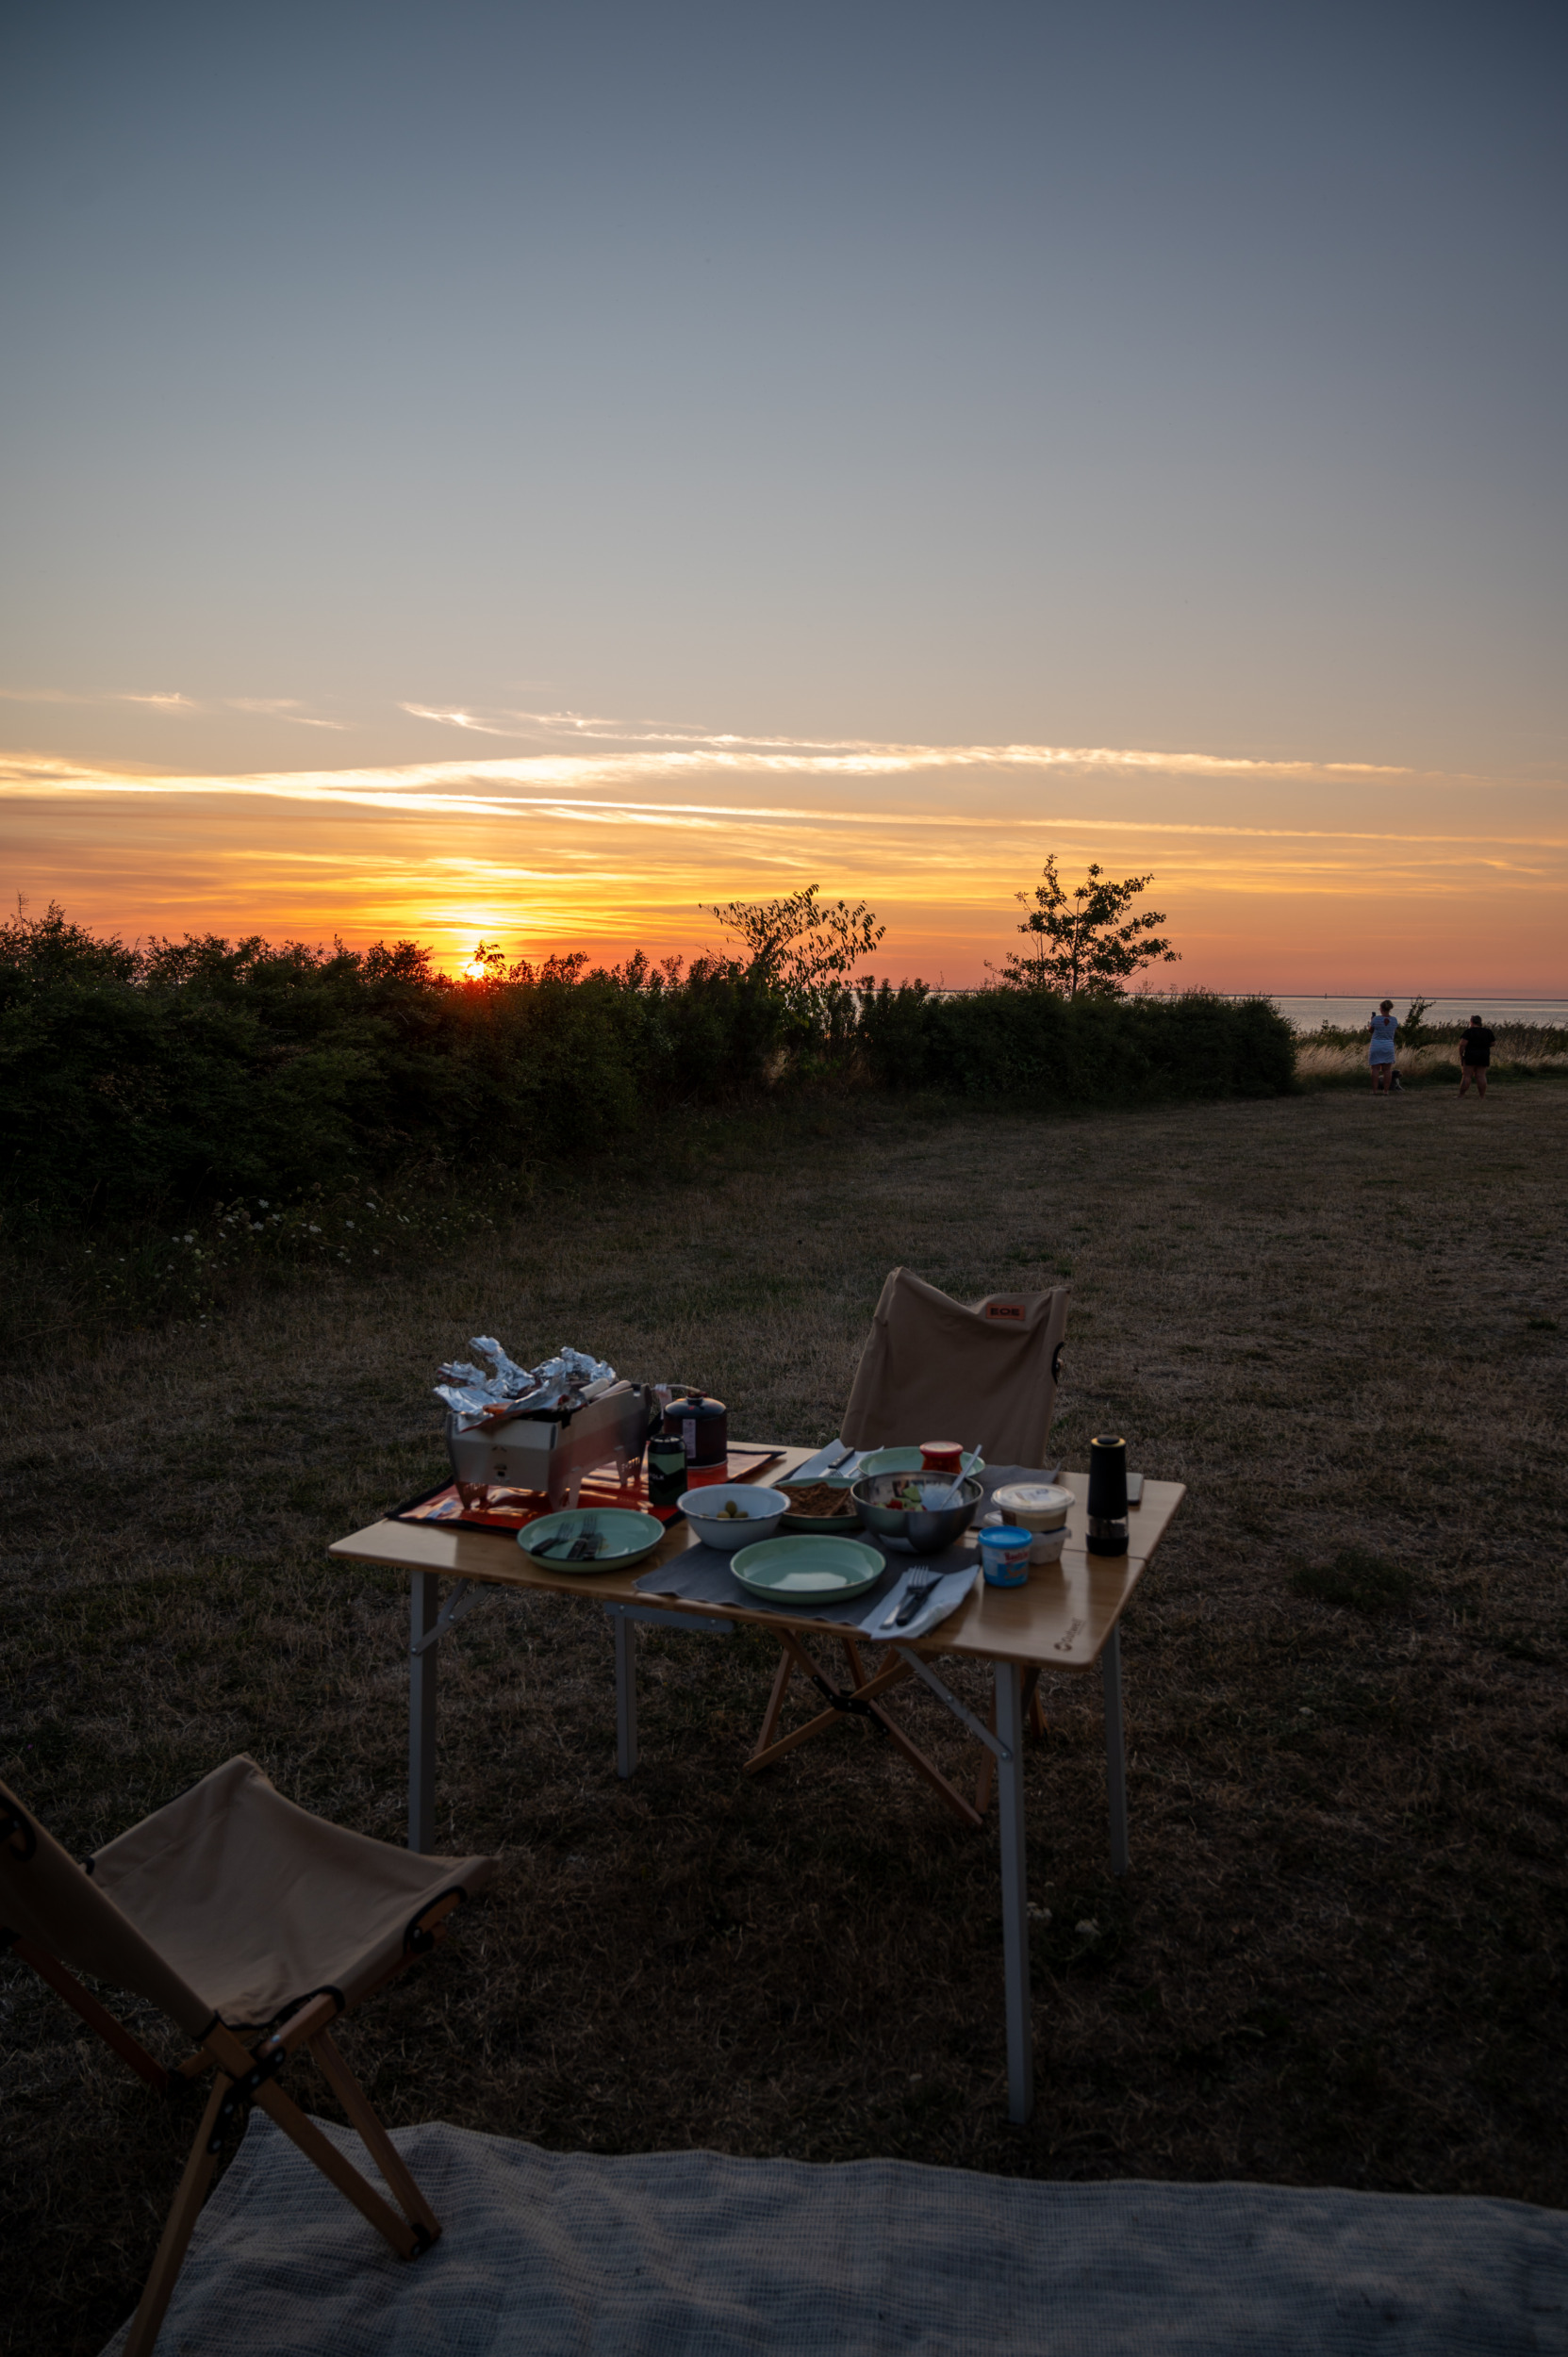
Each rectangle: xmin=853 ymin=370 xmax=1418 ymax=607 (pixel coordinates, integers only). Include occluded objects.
xmin=984 ymin=1303 xmax=1025 ymax=1320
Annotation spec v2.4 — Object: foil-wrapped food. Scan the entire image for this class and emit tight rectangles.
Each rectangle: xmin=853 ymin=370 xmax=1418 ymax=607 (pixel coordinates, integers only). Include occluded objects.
xmin=437 ymin=1337 xmax=658 ymax=1511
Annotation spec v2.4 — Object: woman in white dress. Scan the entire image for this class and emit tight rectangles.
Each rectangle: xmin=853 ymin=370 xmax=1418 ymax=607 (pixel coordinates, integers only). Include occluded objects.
xmin=1367 ymin=998 xmax=1398 ymax=1095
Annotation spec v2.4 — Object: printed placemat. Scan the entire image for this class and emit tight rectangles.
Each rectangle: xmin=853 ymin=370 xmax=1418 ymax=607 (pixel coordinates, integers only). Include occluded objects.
xmin=388 ymin=1448 xmax=784 ymax=1537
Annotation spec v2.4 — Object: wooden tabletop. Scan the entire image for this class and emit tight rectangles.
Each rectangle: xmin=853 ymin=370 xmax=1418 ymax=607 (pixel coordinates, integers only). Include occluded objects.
xmin=329 ymin=1447 xmax=1185 ymax=1673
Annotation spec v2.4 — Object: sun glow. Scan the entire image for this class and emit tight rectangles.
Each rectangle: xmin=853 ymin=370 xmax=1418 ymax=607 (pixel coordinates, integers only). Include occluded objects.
xmin=3 ymin=737 xmax=1562 ymax=992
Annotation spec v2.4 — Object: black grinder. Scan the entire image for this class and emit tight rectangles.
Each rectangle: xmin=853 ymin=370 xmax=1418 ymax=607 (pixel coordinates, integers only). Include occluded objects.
xmin=1086 ymin=1433 xmax=1130 ymax=1557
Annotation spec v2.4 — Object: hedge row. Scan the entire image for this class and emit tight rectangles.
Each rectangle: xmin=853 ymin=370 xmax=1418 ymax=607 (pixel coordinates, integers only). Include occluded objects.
xmin=1 ymin=907 xmax=1295 ymax=1230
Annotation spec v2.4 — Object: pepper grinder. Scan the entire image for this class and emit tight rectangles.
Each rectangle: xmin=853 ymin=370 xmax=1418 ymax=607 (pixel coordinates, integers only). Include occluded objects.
xmin=1086 ymin=1434 xmax=1130 ymax=1557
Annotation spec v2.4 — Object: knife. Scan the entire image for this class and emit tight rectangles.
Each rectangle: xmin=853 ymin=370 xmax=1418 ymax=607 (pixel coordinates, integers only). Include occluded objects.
xmin=791 ymin=1439 xmax=854 ymax=1484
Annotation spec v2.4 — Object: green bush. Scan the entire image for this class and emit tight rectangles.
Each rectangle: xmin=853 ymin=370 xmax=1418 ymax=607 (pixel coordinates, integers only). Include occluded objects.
xmin=860 ymin=983 xmax=1295 ymax=1106
xmin=0 ymin=908 xmax=1295 ymax=1245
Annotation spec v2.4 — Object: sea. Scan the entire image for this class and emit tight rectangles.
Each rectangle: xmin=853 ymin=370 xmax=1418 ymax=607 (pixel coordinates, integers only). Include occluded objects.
xmin=1248 ymin=997 xmax=1568 ymax=1034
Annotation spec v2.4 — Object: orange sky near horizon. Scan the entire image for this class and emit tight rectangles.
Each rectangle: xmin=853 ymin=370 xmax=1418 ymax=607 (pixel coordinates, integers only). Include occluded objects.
xmin=7 ymin=8 xmax=1565 ymax=1009
xmin=4 ymin=734 xmax=1563 ymax=994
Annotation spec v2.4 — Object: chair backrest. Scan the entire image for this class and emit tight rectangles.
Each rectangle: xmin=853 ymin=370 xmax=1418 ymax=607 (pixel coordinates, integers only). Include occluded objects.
xmin=0 ymin=1778 xmax=212 ymax=2039
xmin=840 ymin=1267 xmax=1070 ymax=1465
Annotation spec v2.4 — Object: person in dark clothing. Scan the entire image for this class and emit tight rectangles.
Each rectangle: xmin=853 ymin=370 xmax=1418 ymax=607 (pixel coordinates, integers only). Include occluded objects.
xmin=1459 ymin=1016 xmax=1494 ymax=1097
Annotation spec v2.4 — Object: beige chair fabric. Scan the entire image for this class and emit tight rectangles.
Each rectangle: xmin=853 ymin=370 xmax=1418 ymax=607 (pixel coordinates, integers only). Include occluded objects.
xmin=840 ymin=1267 xmax=1070 ymax=1466
xmin=0 ymin=1776 xmax=212 ymax=2037
xmin=1 ymin=1755 xmax=494 ymax=2035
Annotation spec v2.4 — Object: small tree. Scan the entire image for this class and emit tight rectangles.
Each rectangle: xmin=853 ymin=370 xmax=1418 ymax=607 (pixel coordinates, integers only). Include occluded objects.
xmin=991 ymin=857 xmax=1180 ymax=998
xmin=462 ymin=941 xmax=507 ymax=984
xmin=701 ymin=883 xmax=884 ymax=1012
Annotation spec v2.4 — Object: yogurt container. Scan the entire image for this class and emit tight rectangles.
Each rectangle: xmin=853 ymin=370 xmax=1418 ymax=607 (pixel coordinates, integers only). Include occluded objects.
xmin=979 ymin=1525 xmax=1032 ymax=1589
xmin=992 ymin=1482 xmax=1074 ymax=1567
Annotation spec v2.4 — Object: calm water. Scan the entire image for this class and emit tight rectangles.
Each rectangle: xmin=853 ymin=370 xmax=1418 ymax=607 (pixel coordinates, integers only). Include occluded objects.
xmin=1257 ymin=997 xmax=1568 ymax=1034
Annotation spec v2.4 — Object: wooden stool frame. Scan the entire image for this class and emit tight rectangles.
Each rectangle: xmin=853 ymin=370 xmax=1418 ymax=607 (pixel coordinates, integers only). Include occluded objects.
xmin=3 ymin=1892 xmax=462 ymax=2357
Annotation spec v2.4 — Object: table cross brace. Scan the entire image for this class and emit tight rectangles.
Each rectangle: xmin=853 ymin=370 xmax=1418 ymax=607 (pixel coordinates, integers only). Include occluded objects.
xmin=892 ymin=1645 xmax=1012 ymax=1763
xmin=408 ymin=1579 xmax=486 ymax=1656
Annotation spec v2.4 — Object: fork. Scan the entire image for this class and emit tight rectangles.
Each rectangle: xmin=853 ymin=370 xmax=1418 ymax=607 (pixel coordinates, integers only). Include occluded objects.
xmin=531 ymin=1518 xmax=586 ymax=1558
xmin=880 ymin=1564 xmax=941 ymax=1631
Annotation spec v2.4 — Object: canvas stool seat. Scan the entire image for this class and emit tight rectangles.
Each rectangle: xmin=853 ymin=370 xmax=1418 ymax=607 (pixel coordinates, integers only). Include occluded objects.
xmin=90 ymin=1755 xmax=486 ymax=2031
xmin=0 ymin=1754 xmax=495 ymax=2356
xmin=748 ymin=1268 xmax=1070 ymax=1820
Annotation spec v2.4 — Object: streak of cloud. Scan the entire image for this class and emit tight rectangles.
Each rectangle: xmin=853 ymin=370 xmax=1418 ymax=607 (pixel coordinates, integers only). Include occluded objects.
xmin=0 ymin=686 xmax=341 ymax=727
xmin=3 ymin=751 xmax=1558 ymax=851
xmin=400 ymin=703 xmax=522 ymax=736
xmin=227 ymin=700 xmax=343 ymax=729
xmin=395 ymin=708 xmax=1412 ymax=780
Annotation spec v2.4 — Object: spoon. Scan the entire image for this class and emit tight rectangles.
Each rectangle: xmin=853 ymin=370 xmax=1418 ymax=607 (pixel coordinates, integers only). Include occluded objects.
xmin=935 ymin=1445 xmax=983 ymax=1509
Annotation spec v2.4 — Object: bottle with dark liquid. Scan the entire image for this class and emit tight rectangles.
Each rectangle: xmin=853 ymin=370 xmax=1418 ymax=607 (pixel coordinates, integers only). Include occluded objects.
xmin=647 ymin=1430 xmax=689 ymax=1508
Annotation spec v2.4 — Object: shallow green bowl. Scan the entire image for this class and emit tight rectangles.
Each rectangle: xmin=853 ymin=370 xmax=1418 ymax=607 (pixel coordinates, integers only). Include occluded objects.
xmin=518 ymin=1506 xmax=665 ymax=1574
xmin=776 ymin=1481 xmax=865 ymax=1536
xmin=730 ymin=1534 xmax=885 ymax=1603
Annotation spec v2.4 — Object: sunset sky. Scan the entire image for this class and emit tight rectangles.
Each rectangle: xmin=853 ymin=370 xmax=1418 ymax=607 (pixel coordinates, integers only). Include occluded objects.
xmin=3 ymin=2 xmax=1564 ymax=989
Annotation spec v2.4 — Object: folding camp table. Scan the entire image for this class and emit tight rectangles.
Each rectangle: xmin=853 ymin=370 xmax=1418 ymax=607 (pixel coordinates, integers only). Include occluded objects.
xmin=329 ymin=1449 xmax=1184 ymax=2123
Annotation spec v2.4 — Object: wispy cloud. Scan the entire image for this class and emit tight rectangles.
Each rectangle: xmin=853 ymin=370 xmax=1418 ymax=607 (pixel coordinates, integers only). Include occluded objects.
xmin=400 ymin=703 xmax=520 ymax=736
xmin=0 ymin=686 xmax=340 ymax=727
xmin=226 ymin=699 xmax=343 ymax=730
xmin=398 ymin=704 xmax=1412 ymax=780
xmin=3 ymin=750 xmax=1560 ymax=852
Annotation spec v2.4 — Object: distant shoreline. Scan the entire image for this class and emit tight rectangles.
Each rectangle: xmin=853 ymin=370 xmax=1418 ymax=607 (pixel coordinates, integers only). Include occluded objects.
xmin=1239 ymin=995 xmax=1568 ymax=1034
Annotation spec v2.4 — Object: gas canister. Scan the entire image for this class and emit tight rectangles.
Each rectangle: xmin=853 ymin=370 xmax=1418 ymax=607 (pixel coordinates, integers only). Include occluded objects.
xmin=662 ymin=1389 xmax=729 ymax=1468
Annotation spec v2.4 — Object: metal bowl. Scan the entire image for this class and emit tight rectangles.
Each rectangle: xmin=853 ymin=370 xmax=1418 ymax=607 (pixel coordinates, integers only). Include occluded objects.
xmin=850 ymin=1472 xmax=982 ymax=1555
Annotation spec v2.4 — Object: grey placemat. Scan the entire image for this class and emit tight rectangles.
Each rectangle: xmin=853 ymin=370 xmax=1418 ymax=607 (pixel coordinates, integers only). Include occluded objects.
xmin=634 ymin=1466 xmax=1059 ymax=1634
xmin=635 ymin=1541 xmax=906 ymax=1624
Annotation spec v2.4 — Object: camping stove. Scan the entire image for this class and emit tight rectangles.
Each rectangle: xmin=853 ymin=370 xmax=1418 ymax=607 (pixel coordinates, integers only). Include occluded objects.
xmin=446 ymin=1381 xmax=659 ymax=1512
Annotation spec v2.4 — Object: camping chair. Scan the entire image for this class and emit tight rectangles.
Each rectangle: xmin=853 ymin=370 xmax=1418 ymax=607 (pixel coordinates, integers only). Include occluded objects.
xmin=747 ymin=1269 xmax=1069 ymax=1821
xmin=0 ymin=1754 xmax=495 ymax=2357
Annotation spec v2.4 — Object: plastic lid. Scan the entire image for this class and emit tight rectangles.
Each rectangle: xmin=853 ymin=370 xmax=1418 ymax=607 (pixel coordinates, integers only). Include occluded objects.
xmin=994 ymin=1484 xmax=1073 ymax=1514
xmin=980 ymin=1525 xmax=1032 ymax=1547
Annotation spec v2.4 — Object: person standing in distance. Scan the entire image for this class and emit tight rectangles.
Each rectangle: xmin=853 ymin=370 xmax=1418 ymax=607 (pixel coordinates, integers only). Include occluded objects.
xmin=1367 ymin=999 xmax=1398 ymax=1095
xmin=1459 ymin=1015 xmax=1494 ymax=1098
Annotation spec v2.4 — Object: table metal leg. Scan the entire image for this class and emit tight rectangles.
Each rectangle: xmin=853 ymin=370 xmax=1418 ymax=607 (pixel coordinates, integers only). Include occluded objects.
xmin=614 ymin=1610 xmax=638 ymax=1778
xmin=995 ymin=1661 xmax=1033 ymax=2123
xmin=409 ymin=1572 xmax=439 ymax=1854
xmin=1102 ymin=1624 xmax=1130 ymax=1877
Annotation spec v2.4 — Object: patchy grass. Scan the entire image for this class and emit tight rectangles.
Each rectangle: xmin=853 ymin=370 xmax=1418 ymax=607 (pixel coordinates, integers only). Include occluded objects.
xmin=3 ymin=1081 xmax=1568 ymax=2353
xmin=1290 ymin=1548 xmax=1415 ymax=1614
xmin=1294 ymin=1022 xmax=1568 ymax=1087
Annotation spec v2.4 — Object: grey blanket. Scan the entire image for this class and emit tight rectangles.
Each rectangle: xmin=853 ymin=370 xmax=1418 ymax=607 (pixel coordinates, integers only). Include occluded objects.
xmin=103 ymin=2112 xmax=1568 ymax=2355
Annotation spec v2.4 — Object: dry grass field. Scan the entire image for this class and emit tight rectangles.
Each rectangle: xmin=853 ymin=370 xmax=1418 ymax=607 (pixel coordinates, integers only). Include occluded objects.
xmin=1294 ymin=1023 xmax=1568 ymax=1085
xmin=4 ymin=1078 xmax=1567 ymax=2354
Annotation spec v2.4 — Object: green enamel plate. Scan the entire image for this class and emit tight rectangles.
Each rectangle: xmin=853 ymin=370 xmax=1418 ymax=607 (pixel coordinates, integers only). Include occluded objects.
xmin=730 ymin=1534 xmax=885 ymax=1602
xmin=519 ymin=1507 xmax=665 ymax=1574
